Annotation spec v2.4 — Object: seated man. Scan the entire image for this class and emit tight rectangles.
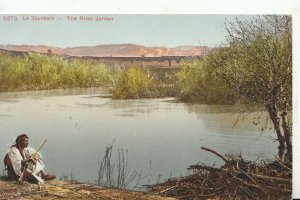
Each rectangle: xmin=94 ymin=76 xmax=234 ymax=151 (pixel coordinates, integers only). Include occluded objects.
xmin=3 ymin=134 xmax=56 ymax=183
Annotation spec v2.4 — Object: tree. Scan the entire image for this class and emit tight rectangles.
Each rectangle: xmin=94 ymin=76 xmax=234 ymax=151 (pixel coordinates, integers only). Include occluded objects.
xmin=209 ymin=15 xmax=292 ymax=162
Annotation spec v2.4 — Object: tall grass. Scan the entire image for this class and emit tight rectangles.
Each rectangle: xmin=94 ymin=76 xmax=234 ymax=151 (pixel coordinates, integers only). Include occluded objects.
xmin=177 ymin=58 xmax=240 ymax=104
xmin=0 ymin=52 xmax=116 ymax=92
xmin=98 ymin=144 xmax=165 ymax=191
xmin=111 ymin=67 xmax=180 ymax=99
xmin=98 ymin=145 xmax=144 ymax=190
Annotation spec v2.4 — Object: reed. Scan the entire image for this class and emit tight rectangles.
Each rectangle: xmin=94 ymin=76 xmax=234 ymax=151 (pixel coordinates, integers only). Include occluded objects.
xmin=97 ymin=145 xmax=146 ymax=190
xmin=0 ymin=52 xmax=116 ymax=92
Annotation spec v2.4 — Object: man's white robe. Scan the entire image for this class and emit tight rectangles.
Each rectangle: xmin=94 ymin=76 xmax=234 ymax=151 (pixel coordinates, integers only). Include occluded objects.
xmin=8 ymin=146 xmax=45 ymax=181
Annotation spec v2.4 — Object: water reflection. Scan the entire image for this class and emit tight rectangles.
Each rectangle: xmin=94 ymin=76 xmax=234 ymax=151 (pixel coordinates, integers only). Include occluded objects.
xmin=0 ymin=89 xmax=277 ymax=186
xmin=0 ymin=88 xmax=108 ymax=103
xmin=181 ymin=102 xmax=276 ymax=162
xmin=184 ymin=103 xmax=264 ymax=114
xmin=184 ymin=103 xmax=273 ymax=134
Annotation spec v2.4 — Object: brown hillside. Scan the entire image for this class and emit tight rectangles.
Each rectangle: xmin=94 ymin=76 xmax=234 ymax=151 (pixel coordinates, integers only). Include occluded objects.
xmin=0 ymin=44 xmax=211 ymax=57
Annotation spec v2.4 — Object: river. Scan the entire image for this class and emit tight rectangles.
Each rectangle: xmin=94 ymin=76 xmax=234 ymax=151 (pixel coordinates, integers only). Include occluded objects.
xmin=0 ymin=88 xmax=277 ymax=188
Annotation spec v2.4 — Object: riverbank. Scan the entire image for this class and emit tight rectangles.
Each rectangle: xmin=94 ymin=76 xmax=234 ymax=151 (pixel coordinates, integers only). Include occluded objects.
xmin=0 ymin=179 xmax=176 ymax=200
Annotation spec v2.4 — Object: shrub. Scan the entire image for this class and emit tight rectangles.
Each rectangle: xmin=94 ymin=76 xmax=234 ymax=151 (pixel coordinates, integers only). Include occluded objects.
xmin=177 ymin=58 xmax=238 ymax=104
xmin=112 ymin=67 xmax=158 ymax=99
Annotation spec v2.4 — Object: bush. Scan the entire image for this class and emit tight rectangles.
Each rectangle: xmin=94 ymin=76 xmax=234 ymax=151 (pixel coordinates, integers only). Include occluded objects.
xmin=112 ymin=67 xmax=159 ymax=99
xmin=177 ymin=58 xmax=239 ymax=104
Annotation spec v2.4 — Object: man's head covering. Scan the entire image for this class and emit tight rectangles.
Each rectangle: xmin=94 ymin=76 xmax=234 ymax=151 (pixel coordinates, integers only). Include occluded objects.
xmin=15 ymin=134 xmax=28 ymax=145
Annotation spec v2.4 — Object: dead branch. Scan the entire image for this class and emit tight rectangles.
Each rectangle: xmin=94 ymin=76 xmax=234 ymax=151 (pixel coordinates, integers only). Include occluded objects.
xmin=156 ymin=186 xmax=178 ymax=195
xmin=236 ymin=161 xmax=258 ymax=185
xmin=275 ymin=156 xmax=292 ymax=172
xmin=201 ymin=146 xmax=230 ymax=163
xmin=249 ymin=173 xmax=292 ymax=184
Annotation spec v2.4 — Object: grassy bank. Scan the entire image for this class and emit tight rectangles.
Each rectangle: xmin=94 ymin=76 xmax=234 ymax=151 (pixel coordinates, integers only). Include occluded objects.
xmin=0 ymin=52 xmax=118 ymax=92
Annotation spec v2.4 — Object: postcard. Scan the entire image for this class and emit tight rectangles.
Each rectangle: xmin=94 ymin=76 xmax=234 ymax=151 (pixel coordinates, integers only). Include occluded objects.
xmin=0 ymin=1 xmax=298 ymax=198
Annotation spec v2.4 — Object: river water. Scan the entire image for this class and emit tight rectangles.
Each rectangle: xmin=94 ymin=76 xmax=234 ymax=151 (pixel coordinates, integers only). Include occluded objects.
xmin=0 ymin=88 xmax=277 ymax=188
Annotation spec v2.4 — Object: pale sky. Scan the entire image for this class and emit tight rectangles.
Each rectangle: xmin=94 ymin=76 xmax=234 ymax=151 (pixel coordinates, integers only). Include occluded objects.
xmin=0 ymin=15 xmax=255 ymax=48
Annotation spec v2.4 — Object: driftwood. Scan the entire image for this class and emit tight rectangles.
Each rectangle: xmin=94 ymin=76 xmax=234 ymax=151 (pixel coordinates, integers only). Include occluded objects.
xmin=148 ymin=146 xmax=292 ymax=200
xmin=200 ymin=147 xmax=230 ymax=163
xmin=275 ymin=156 xmax=292 ymax=172
xmin=236 ymin=161 xmax=258 ymax=185
xmin=249 ymin=173 xmax=292 ymax=184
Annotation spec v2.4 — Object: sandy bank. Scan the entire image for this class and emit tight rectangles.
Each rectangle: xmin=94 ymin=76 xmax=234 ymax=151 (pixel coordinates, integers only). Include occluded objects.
xmin=0 ymin=179 xmax=176 ymax=200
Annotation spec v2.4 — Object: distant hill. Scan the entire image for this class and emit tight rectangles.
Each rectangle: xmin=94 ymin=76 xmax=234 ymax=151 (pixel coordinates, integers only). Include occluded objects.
xmin=0 ymin=44 xmax=211 ymax=57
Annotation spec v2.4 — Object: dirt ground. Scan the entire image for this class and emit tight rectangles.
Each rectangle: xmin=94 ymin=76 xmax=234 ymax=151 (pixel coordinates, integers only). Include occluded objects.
xmin=0 ymin=179 xmax=177 ymax=200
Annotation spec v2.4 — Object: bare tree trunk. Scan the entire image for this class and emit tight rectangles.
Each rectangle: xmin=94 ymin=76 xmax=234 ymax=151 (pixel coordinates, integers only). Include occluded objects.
xmin=281 ymin=97 xmax=292 ymax=163
xmin=266 ymin=103 xmax=286 ymax=161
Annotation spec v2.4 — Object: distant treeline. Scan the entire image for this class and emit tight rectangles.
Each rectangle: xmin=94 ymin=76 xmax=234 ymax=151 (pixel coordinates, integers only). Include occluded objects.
xmin=0 ymin=52 xmax=180 ymax=97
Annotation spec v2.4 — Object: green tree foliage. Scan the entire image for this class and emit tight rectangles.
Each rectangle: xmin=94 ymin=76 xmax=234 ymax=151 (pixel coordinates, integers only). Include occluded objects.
xmin=219 ymin=16 xmax=292 ymax=162
xmin=178 ymin=58 xmax=238 ymax=104
xmin=0 ymin=52 xmax=115 ymax=91
xmin=112 ymin=67 xmax=159 ymax=99
xmin=219 ymin=16 xmax=292 ymax=106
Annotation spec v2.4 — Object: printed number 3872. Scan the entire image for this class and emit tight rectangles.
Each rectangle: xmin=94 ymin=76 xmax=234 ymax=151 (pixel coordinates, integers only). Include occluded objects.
xmin=3 ymin=16 xmax=18 ymax=21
